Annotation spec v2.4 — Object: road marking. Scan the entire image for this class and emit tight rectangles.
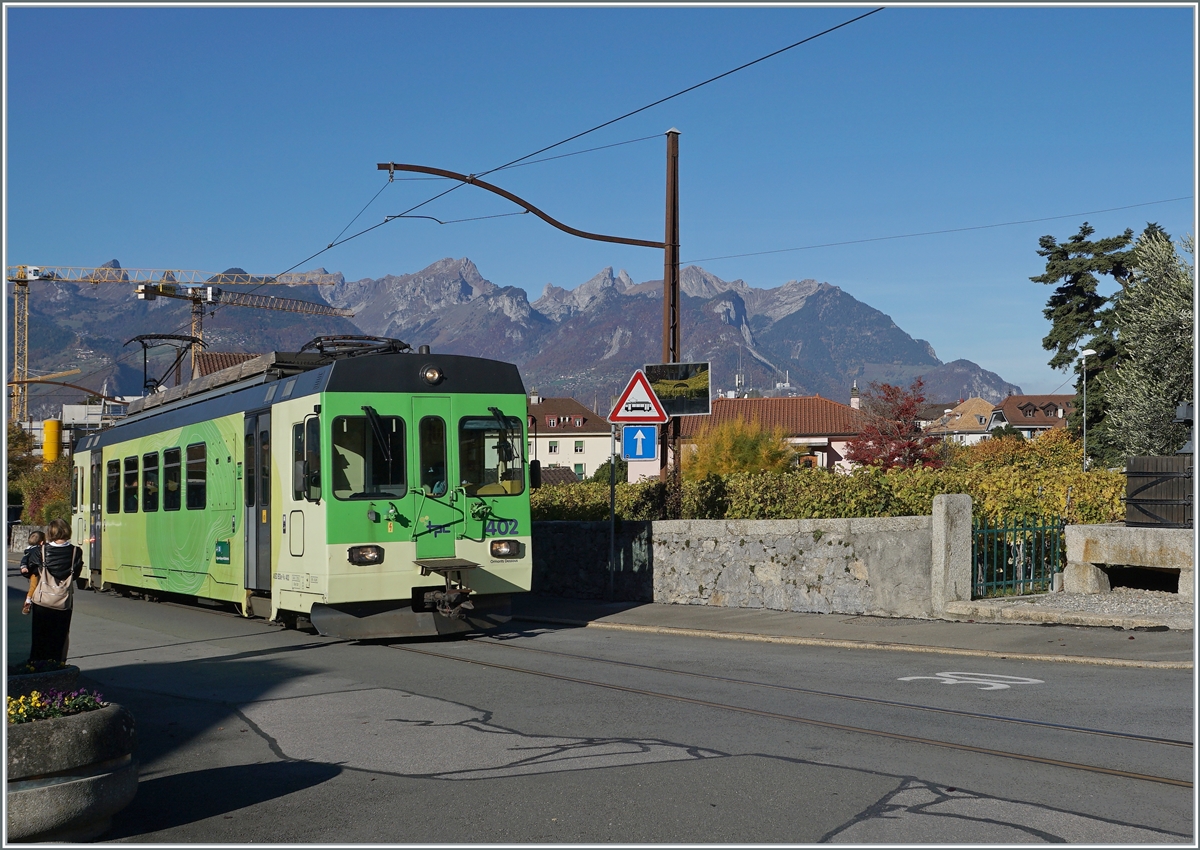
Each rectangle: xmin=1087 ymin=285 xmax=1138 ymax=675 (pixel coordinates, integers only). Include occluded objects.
xmin=897 ymin=672 xmax=1044 ymax=691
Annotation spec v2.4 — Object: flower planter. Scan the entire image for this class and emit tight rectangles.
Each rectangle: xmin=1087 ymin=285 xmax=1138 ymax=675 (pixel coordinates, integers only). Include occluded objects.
xmin=6 ymin=702 xmax=138 ymax=842
xmin=6 ymin=665 xmax=79 ymax=700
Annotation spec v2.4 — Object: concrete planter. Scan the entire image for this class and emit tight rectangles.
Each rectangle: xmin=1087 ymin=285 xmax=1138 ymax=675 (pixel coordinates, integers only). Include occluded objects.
xmin=6 ymin=702 xmax=138 ymax=842
xmin=6 ymin=665 xmax=79 ymax=699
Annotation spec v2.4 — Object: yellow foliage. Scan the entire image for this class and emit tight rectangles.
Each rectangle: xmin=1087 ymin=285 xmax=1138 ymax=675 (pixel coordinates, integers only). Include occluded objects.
xmin=683 ymin=417 xmax=794 ymax=481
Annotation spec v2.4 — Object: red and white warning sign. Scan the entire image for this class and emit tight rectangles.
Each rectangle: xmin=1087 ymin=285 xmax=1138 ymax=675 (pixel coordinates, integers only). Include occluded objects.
xmin=608 ymin=370 xmax=669 ymax=424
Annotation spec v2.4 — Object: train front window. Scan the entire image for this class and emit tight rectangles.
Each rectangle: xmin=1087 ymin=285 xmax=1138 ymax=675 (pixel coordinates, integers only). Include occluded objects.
xmin=419 ymin=417 xmax=447 ymax=496
xmin=332 ymin=414 xmax=406 ymax=500
xmin=459 ymin=413 xmax=525 ymax=496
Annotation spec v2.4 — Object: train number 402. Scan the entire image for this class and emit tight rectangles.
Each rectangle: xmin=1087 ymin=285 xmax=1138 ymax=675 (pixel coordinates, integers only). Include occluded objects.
xmin=485 ymin=519 xmax=519 ymax=535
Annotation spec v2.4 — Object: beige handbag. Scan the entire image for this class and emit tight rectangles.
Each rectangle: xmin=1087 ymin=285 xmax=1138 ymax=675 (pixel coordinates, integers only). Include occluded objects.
xmin=31 ymin=545 xmax=76 ymax=611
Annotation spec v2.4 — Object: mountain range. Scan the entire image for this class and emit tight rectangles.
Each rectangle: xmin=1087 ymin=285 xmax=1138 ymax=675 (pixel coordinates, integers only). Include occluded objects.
xmin=16 ymin=257 xmax=1020 ymax=418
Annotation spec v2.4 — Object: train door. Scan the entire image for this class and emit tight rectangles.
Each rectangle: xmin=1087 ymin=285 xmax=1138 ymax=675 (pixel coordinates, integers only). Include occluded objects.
xmin=89 ymin=453 xmax=103 ymax=585
xmin=412 ymin=397 xmax=460 ymax=560
xmin=244 ymin=411 xmax=272 ymax=591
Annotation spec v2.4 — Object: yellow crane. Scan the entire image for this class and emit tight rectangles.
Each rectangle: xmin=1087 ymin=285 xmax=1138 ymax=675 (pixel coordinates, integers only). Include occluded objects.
xmin=7 ymin=265 xmax=347 ymax=420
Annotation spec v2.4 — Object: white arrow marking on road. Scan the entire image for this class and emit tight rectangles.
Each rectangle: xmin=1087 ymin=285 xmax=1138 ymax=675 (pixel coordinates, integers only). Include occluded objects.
xmin=897 ymin=672 xmax=1044 ymax=691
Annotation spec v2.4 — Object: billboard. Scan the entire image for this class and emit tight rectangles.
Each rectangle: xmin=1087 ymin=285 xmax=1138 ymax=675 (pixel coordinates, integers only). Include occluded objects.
xmin=644 ymin=362 xmax=711 ymax=417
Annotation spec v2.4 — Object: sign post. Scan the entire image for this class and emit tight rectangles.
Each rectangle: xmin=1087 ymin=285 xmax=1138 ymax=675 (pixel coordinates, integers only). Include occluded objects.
xmin=607 ymin=371 xmax=669 ymax=598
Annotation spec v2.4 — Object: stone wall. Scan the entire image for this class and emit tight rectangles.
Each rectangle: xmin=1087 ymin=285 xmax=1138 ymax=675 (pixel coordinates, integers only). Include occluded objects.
xmin=532 ymin=494 xmax=973 ymax=619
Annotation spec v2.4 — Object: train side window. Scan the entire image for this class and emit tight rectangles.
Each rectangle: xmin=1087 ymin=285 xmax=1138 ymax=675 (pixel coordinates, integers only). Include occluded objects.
xmin=123 ymin=457 xmax=139 ymax=513
xmin=305 ymin=415 xmax=321 ymax=501
xmin=71 ymin=466 xmax=80 ymax=511
xmin=419 ymin=416 xmax=447 ymax=497
xmin=143 ymin=452 xmax=159 ymax=512
xmin=244 ymin=433 xmax=256 ymax=507
xmin=293 ymin=419 xmax=322 ymax=501
xmin=163 ymin=448 xmax=182 ymax=511
xmin=292 ymin=424 xmax=304 ymax=500
xmin=106 ymin=460 xmax=120 ymax=514
xmin=259 ymin=431 xmax=270 ymax=507
xmin=332 ymin=415 xmax=405 ymax=500
xmin=187 ymin=443 xmax=207 ymax=510
xmin=459 ymin=414 xmax=525 ymax=496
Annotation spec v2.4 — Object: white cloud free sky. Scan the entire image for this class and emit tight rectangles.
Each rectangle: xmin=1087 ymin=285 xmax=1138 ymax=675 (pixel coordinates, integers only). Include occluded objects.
xmin=5 ymin=4 xmax=1195 ymax=394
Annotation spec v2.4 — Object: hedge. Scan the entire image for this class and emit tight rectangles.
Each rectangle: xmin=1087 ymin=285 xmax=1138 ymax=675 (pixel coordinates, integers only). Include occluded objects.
xmin=530 ymin=467 xmax=1124 ymax=525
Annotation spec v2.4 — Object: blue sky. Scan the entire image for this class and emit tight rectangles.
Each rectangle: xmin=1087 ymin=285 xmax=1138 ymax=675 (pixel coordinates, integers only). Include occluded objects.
xmin=5 ymin=4 xmax=1195 ymax=395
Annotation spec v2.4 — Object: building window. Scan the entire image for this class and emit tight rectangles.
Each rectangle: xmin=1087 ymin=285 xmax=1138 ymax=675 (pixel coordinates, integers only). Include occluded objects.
xmin=574 ymin=417 xmax=583 ymax=427
xmin=574 ymin=463 xmax=585 ymax=480
xmin=548 ymin=441 xmax=559 ymax=454
xmin=1023 ymin=407 xmax=1035 ymax=417
xmin=574 ymin=440 xmax=585 ymax=453
xmin=546 ymin=416 xmax=558 ymax=427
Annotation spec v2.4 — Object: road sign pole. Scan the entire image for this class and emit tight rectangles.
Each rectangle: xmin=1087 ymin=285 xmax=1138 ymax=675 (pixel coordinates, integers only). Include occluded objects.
xmin=609 ymin=423 xmax=616 ymax=601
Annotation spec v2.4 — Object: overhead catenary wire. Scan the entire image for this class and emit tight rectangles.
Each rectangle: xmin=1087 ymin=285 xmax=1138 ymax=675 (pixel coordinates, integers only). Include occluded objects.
xmin=20 ymin=192 xmax=1189 ymax=409
xmin=681 ymin=196 xmax=1195 ymax=265
xmin=270 ymin=7 xmax=887 ymax=279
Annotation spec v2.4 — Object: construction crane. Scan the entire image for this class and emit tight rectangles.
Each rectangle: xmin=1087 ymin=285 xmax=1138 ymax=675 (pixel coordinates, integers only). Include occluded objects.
xmin=7 ymin=265 xmax=347 ymax=420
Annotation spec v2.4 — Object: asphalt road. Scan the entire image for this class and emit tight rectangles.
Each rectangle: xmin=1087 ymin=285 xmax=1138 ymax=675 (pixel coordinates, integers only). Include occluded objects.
xmin=6 ymin=573 xmax=1194 ymax=844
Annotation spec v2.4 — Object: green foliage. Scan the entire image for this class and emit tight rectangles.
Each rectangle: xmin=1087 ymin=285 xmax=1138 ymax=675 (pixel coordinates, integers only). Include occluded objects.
xmin=1030 ymin=222 xmax=1171 ymax=468
xmin=1106 ymin=232 xmax=1195 ymax=457
xmin=532 ymin=433 xmax=1121 ymax=525
xmin=13 ymin=457 xmax=72 ymax=525
xmin=7 ymin=424 xmax=36 ymax=502
xmin=989 ymin=424 xmax=1024 ymax=441
xmin=683 ymin=417 xmax=794 ymax=480
xmin=589 ymin=456 xmax=628 ymax=483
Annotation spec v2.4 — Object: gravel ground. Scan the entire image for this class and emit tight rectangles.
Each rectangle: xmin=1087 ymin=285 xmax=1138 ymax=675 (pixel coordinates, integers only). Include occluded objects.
xmin=978 ymin=587 xmax=1195 ymax=630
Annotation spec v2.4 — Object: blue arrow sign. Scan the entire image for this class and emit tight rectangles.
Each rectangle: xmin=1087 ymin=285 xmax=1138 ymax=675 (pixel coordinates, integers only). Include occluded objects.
xmin=621 ymin=425 xmax=658 ymax=460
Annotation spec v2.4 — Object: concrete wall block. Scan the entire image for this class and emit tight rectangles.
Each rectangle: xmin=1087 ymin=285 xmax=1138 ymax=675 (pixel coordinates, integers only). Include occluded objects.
xmin=931 ymin=494 xmax=973 ymax=614
xmin=1066 ymin=524 xmax=1194 ymax=570
xmin=1063 ymin=561 xmax=1111 ymax=594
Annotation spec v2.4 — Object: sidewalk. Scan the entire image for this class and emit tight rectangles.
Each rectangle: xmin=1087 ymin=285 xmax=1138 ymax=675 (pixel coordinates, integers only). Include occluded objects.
xmin=511 ymin=595 xmax=1195 ymax=668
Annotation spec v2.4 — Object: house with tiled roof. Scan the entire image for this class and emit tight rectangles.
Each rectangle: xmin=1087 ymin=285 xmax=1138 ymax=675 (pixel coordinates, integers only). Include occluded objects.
xmin=985 ymin=394 xmax=1074 ymax=440
xmin=923 ymin=397 xmax=996 ymax=445
xmin=525 ymin=391 xmax=613 ymax=481
xmin=674 ymin=395 xmax=866 ymax=472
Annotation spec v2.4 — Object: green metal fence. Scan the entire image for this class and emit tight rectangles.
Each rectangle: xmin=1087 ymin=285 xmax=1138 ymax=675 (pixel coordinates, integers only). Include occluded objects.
xmin=972 ymin=516 xmax=1066 ymax=598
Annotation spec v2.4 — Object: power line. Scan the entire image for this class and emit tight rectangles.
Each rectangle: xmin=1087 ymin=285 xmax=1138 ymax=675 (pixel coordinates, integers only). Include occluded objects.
xmin=271 ymin=7 xmax=886 ymax=277
xmin=26 ymin=11 xmax=889 ymax=400
xmin=681 ymin=197 xmax=1195 ymax=265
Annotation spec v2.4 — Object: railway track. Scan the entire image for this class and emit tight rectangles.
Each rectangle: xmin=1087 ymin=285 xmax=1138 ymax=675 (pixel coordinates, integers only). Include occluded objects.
xmin=387 ymin=637 xmax=1193 ymax=789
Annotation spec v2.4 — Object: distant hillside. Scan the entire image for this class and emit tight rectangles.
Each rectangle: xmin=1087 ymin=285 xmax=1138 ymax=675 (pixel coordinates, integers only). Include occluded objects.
xmin=13 ymin=258 xmax=1020 ymax=418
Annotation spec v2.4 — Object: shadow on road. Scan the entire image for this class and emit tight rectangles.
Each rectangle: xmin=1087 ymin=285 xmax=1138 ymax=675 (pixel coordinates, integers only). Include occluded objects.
xmin=104 ymin=761 xmax=342 ymax=838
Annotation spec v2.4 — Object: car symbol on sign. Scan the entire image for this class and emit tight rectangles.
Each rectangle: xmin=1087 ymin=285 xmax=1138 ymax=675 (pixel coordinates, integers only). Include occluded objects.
xmin=624 ymin=401 xmax=653 ymax=412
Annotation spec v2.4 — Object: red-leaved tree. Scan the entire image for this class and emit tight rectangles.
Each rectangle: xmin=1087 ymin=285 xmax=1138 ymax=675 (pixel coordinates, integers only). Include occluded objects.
xmin=844 ymin=378 xmax=944 ymax=470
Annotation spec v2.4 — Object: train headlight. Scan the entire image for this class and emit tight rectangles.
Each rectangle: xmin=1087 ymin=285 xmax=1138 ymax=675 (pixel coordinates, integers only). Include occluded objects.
xmin=348 ymin=545 xmax=385 ymax=566
xmin=421 ymin=365 xmax=444 ymax=385
xmin=489 ymin=539 xmax=520 ymax=558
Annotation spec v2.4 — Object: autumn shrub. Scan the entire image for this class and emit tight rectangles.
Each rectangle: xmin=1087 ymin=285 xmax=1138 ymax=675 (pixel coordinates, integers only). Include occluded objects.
xmin=683 ymin=417 xmax=794 ymax=480
xmin=13 ymin=456 xmax=72 ymax=524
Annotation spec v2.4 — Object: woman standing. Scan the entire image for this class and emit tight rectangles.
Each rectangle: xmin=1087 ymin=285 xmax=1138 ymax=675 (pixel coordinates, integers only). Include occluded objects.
xmin=27 ymin=518 xmax=84 ymax=664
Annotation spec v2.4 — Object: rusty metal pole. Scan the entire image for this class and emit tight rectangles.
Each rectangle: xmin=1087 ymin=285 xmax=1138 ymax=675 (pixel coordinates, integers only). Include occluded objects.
xmin=660 ymin=130 xmax=681 ymax=497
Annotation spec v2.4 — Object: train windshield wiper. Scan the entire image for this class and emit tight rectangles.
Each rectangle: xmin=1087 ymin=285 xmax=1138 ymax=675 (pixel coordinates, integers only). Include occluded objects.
xmin=361 ymin=405 xmax=393 ymax=465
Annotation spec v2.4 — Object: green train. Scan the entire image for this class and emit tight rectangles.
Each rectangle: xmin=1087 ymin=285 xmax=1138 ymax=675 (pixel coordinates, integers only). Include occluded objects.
xmin=69 ymin=337 xmax=536 ymax=639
